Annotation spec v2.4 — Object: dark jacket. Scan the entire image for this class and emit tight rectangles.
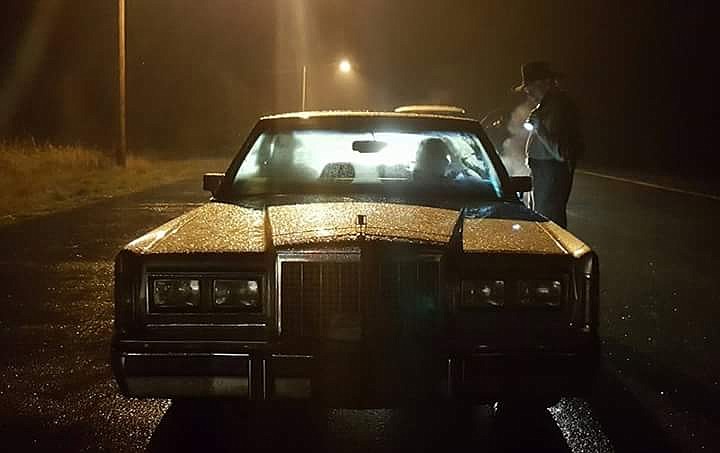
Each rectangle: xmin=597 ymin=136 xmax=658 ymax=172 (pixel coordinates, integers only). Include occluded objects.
xmin=525 ymin=89 xmax=584 ymax=165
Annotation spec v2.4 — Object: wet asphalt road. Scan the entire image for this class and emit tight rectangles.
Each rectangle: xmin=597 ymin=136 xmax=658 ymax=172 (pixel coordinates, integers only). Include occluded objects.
xmin=0 ymin=172 xmax=717 ymax=452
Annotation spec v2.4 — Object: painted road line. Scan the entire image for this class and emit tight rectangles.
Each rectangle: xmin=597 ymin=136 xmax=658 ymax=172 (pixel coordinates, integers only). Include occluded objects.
xmin=116 ymin=202 xmax=204 ymax=211
xmin=577 ymin=170 xmax=720 ymax=202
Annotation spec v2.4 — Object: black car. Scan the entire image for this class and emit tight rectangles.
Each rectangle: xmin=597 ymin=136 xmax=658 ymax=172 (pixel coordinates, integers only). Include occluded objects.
xmin=112 ymin=111 xmax=599 ymax=407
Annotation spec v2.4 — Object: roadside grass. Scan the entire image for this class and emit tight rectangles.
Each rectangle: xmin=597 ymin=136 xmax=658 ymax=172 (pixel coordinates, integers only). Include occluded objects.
xmin=0 ymin=142 xmax=229 ymax=224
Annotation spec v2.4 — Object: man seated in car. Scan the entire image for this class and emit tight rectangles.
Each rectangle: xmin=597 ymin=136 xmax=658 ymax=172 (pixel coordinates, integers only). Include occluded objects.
xmin=265 ymin=133 xmax=317 ymax=180
xmin=413 ymin=137 xmax=452 ymax=182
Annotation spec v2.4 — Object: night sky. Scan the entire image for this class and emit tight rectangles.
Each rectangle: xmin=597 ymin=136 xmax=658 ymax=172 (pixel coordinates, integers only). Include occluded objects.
xmin=0 ymin=0 xmax=714 ymax=173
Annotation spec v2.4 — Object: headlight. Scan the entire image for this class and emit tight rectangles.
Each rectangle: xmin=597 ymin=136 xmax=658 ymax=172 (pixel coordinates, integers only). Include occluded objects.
xmin=152 ymin=279 xmax=201 ymax=309
xmin=518 ymin=279 xmax=563 ymax=308
xmin=461 ymin=280 xmax=505 ymax=308
xmin=213 ymin=279 xmax=261 ymax=312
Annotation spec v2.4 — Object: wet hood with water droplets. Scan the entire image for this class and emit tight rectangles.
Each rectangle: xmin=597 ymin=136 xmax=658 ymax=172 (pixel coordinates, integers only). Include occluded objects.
xmin=124 ymin=199 xmax=590 ymax=257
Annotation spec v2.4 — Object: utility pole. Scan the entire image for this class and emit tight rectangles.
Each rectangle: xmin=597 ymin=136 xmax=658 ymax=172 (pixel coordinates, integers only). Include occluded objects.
xmin=301 ymin=64 xmax=307 ymax=111
xmin=117 ymin=0 xmax=127 ymax=167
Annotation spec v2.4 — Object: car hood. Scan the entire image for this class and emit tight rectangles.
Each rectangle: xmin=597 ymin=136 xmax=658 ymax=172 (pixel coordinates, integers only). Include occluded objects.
xmin=125 ymin=199 xmax=590 ymax=256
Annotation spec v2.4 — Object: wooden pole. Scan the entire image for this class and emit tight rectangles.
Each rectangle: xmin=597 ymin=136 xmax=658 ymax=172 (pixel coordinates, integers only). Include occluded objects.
xmin=301 ymin=64 xmax=307 ymax=111
xmin=117 ymin=0 xmax=127 ymax=167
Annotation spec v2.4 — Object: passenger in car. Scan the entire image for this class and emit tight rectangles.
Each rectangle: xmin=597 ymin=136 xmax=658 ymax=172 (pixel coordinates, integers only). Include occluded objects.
xmin=413 ymin=138 xmax=451 ymax=181
xmin=265 ymin=133 xmax=317 ymax=180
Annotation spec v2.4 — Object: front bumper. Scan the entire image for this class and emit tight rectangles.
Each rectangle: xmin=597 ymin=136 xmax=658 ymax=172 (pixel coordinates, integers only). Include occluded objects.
xmin=112 ymin=341 xmax=598 ymax=405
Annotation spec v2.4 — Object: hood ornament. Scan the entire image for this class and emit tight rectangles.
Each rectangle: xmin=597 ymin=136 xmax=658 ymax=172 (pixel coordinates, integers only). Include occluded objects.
xmin=355 ymin=214 xmax=367 ymax=240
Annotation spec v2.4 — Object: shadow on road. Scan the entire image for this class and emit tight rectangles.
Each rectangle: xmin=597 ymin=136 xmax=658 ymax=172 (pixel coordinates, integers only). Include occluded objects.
xmin=147 ymin=400 xmax=571 ymax=453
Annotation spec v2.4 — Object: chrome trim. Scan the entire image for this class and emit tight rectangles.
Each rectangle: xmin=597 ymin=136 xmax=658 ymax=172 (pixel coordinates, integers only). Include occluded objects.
xmin=276 ymin=249 xmax=361 ymax=335
xmin=145 ymin=323 xmax=267 ymax=328
xmin=271 ymin=354 xmax=314 ymax=359
xmin=402 ymin=253 xmax=443 ymax=262
xmin=125 ymin=352 xmax=250 ymax=357
xmin=469 ymin=352 xmax=579 ymax=358
xmin=248 ymin=358 xmax=253 ymax=399
xmin=277 ymin=248 xmax=362 ymax=262
xmin=584 ymin=273 xmax=592 ymax=326
xmin=118 ymin=340 xmax=267 ymax=345
xmin=262 ymin=359 xmax=267 ymax=400
xmin=275 ymin=249 xmax=442 ymax=336
xmin=570 ymin=266 xmax=581 ymax=326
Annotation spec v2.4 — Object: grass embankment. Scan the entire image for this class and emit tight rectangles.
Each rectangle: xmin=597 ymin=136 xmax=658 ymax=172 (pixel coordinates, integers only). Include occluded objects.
xmin=0 ymin=142 xmax=228 ymax=224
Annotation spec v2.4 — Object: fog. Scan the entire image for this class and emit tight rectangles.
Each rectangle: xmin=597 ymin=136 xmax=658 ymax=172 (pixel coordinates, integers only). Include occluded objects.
xmin=499 ymin=103 xmax=532 ymax=177
xmin=0 ymin=0 xmax=714 ymax=172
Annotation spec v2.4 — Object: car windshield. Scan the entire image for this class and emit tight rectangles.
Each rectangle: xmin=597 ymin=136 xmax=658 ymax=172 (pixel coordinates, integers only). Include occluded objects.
xmin=227 ymin=129 xmax=503 ymax=199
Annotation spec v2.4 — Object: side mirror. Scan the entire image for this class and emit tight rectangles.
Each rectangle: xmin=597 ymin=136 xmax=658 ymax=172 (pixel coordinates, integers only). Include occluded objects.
xmin=203 ymin=172 xmax=225 ymax=196
xmin=508 ymin=175 xmax=532 ymax=194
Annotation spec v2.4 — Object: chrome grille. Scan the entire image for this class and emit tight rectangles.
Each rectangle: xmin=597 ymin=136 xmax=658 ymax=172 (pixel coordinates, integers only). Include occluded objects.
xmin=279 ymin=254 xmax=440 ymax=339
xmin=280 ymin=261 xmax=361 ymax=338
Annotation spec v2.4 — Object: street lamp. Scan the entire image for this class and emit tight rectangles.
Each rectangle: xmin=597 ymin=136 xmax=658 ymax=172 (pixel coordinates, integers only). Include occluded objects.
xmin=301 ymin=58 xmax=353 ymax=111
xmin=339 ymin=59 xmax=352 ymax=74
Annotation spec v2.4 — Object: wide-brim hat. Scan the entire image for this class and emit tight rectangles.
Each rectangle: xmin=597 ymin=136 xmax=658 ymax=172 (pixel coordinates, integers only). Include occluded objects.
xmin=513 ymin=61 xmax=563 ymax=92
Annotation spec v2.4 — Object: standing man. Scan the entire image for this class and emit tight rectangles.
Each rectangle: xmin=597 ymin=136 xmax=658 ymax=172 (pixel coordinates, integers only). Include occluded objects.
xmin=514 ymin=61 xmax=584 ymax=228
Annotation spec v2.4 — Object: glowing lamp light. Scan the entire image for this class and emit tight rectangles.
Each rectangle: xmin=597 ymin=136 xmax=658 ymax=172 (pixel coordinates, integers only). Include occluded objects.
xmin=339 ymin=59 xmax=352 ymax=73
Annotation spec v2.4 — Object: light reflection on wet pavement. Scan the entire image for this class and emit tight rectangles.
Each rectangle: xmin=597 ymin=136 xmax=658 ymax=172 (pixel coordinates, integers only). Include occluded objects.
xmin=549 ymin=399 xmax=612 ymax=452
xmin=570 ymin=174 xmax=720 ymax=452
xmin=0 ymin=184 xmax=200 ymax=451
xmin=0 ymin=176 xmax=715 ymax=451
xmin=146 ymin=399 xmax=609 ymax=453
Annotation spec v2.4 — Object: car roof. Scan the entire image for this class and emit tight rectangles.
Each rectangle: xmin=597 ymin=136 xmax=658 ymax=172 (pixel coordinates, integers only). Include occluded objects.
xmin=261 ymin=110 xmax=476 ymax=123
